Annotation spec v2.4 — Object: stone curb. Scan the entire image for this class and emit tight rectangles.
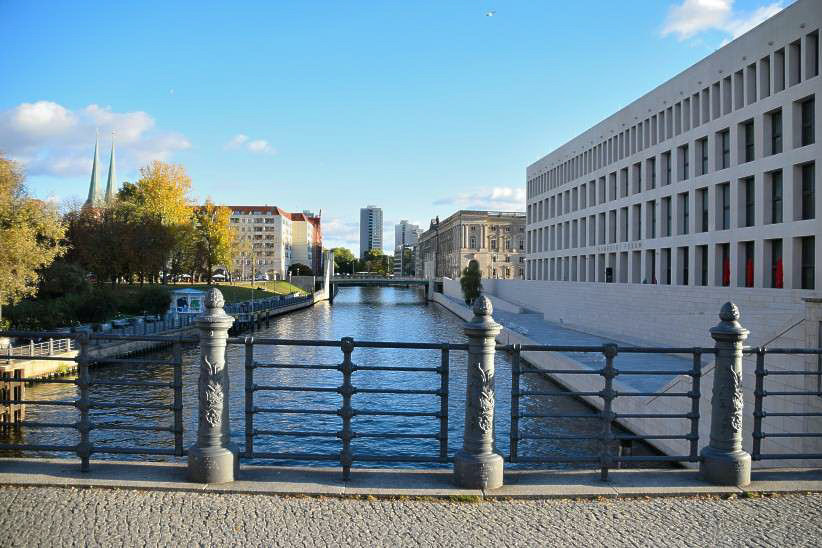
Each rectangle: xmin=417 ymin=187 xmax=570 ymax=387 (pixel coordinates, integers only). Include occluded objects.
xmin=1 ymin=458 xmax=821 ymax=501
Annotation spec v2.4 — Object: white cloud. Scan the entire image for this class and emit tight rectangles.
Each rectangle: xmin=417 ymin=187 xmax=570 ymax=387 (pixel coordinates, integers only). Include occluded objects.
xmin=661 ymin=0 xmax=784 ymax=42
xmin=434 ymin=186 xmax=526 ymax=212
xmin=321 ymin=217 xmax=361 ymax=252
xmin=0 ymin=100 xmax=191 ymax=178
xmin=225 ymin=133 xmax=276 ymax=155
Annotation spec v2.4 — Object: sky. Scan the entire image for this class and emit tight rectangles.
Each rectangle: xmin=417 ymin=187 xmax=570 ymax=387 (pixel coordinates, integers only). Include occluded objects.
xmin=0 ymin=0 xmax=791 ymax=253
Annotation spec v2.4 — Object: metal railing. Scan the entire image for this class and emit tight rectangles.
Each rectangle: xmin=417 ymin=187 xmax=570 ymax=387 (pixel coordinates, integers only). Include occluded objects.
xmin=507 ymin=343 xmax=708 ymax=481
xmin=4 ymin=338 xmax=74 ymax=359
xmin=1 ymin=295 xmax=821 ymax=489
xmin=0 ymin=332 xmax=187 ymax=470
xmin=242 ymin=336 xmax=455 ymax=480
xmin=750 ymin=346 xmax=822 ymax=462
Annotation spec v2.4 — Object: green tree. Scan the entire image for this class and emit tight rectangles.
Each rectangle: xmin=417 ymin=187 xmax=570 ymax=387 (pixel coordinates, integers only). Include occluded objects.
xmin=460 ymin=259 xmax=482 ymax=305
xmin=288 ymin=263 xmax=313 ymax=276
xmin=0 ymin=153 xmax=66 ymax=325
xmin=191 ymin=199 xmax=235 ymax=284
xmin=330 ymin=247 xmax=356 ymax=274
xmin=360 ymin=248 xmax=389 ymax=275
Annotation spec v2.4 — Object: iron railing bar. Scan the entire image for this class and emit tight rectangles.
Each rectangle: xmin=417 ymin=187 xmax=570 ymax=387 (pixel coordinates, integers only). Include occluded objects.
xmin=91 ymin=423 xmax=174 ymax=432
xmin=518 ymin=369 xmax=603 ymax=375
xmin=12 ymin=421 xmax=77 ymax=429
xmin=253 ymin=430 xmax=338 ymax=437
xmin=617 ymin=370 xmax=697 ymax=376
xmin=753 ymin=348 xmax=765 ymax=460
xmin=355 ymin=388 xmax=441 ymax=395
xmin=95 ymin=359 xmax=180 ymax=366
xmin=253 ymin=407 xmax=339 ymax=415
xmin=354 ymin=410 xmax=440 ymax=417
xmin=251 ymin=363 xmax=339 ymax=370
xmin=517 ymin=391 xmax=602 ymax=397
xmin=755 ymin=453 xmax=822 ymax=460
xmin=253 ymin=385 xmax=339 ymax=393
xmin=354 ymin=365 xmax=442 ymax=373
xmin=92 ymin=446 xmax=177 ymax=456
xmin=762 ymin=370 xmax=822 ymax=376
xmin=760 ymin=432 xmax=822 ymax=438
xmin=615 ymin=392 xmax=693 ymax=397
xmin=90 ymin=380 xmax=175 ymax=388
xmin=352 ymin=432 xmax=439 ymax=440
xmin=511 ymin=456 xmax=601 ymax=463
xmin=439 ymin=346 xmax=449 ymax=462
xmin=518 ymin=434 xmax=601 ymax=440
xmin=172 ymin=340 xmax=184 ymax=457
xmin=616 ymin=413 xmax=695 ymax=419
xmin=242 ymin=451 xmax=341 ymax=461
xmin=0 ymin=399 xmax=75 ymax=406
xmin=744 ymin=348 xmax=822 ymax=355
xmin=509 ymin=344 xmax=520 ymax=462
xmin=87 ymin=402 xmax=174 ymax=410
xmin=352 ymin=454 xmax=448 ymax=463
xmin=760 ymin=391 xmax=822 ymax=396
xmin=519 ymin=412 xmax=601 ymax=419
xmin=758 ymin=412 xmax=822 ymax=417
xmin=15 ymin=378 xmax=77 ymax=385
xmin=614 ymin=455 xmax=699 ymax=462
xmin=0 ymin=443 xmax=78 ymax=452
xmin=244 ymin=336 xmax=255 ymax=458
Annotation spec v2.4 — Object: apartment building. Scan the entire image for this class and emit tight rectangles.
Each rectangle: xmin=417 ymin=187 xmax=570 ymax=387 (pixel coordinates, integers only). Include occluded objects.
xmin=526 ymin=0 xmax=820 ymax=295
xmin=228 ymin=206 xmax=322 ymax=279
xmin=393 ymin=220 xmax=422 ymax=275
xmin=417 ymin=210 xmax=526 ymax=280
xmin=359 ymin=205 xmax=383 ymax=258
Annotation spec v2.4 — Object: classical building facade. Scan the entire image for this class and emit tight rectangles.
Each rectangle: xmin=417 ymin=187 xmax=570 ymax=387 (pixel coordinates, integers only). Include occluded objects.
xmin=359 ymin=205 xmax=383 ymax=257
xmin=228 ymin=206 xmax=322 ymax=280
xmin=526 ymin=0 xmax=820 ymax=295
xmin=416 ymin=210 xmax=526 ymax=280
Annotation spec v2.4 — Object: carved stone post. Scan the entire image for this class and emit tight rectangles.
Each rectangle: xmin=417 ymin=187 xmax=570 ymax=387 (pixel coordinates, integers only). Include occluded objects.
xmin=454 ymin=296 xmax=504 ymax=489
xmin=188 ymin=288 xmax=236 ymax=483
xmin=700 ymin=302 xmax=751 ymax=486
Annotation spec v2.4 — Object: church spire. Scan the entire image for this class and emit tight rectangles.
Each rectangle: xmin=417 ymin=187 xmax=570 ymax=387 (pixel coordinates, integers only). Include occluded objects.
xmin=104 ymin=131 xmax=117 ymax=204
xmin=86 ymin=131 xmax=101 ymax=207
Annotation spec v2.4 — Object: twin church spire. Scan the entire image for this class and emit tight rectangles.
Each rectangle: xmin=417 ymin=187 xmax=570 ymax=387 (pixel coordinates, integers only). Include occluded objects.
xmin=85 ymin=131 xmax=117 ymax=208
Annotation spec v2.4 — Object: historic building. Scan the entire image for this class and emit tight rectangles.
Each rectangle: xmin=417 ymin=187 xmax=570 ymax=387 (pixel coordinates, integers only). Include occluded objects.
xmin=228 ymin=206 xmax=321 ymax=280
xmin=416 ymin=210 xmax=526 ymax=280
xmin=84 ymin=132 xmax=118 ymax=208
xmin=526 ymin=0 xmax=820 ymax=294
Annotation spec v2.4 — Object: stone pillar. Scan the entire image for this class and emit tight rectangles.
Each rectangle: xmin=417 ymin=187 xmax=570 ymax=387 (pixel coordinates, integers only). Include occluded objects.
xmin=188 ymin=288 xmax=236 ymax=483
xmin=700 ymin=302 xmax=751 ymax=486
xmin=454 ymin=296 xmax=503 ymax=489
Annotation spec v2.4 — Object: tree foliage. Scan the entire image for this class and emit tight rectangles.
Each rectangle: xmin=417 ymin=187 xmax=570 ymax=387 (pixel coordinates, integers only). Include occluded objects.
xmin=0 ymin=153 xmax=66 ymax=322
xmin=359 ymin=248 xmax=390 ymax=275
xmin=190 ymin=199 xmax=235 ymax=284
xmin=460 ymin=259 xmax=482 ymax=305
xmin=288 ymin=263 xmax=313 ymax=276
xmin=330 ymin=247 xmax=356 ymax=274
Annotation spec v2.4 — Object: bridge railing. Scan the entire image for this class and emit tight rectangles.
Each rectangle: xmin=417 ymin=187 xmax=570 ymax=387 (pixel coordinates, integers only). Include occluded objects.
xmin=1 ymin=293 xmax=821 ymax=489
xmin=242 ymin=336 xmax=456 ymax=481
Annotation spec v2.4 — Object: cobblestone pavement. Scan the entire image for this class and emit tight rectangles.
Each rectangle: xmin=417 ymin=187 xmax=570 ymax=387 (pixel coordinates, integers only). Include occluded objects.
xmin=1 ymin=487 xmax=821 ymax=547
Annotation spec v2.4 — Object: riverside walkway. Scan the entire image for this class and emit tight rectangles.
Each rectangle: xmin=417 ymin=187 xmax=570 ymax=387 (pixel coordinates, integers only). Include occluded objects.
xmin=1 ymin=484 xmax=820 ymax=546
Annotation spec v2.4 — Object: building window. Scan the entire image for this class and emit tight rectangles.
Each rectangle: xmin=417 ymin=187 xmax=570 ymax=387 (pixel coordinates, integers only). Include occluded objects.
xmin=802 ymin=97 xmax=815 ymax=146
xmin=770 ymin=171 xmax=783 ymax=224
xmin=802 ymin=163 xmax=815 ymax=220
xmin=663 ymin=152 xmax=672 ymax=185
xmin=719 ymin=129 xmax=730 ymax=169
xmin=743 ymin=120 xmax=754 ymax=162
xmin=680 ymin=193 xmax=689 ymax=235
xmin=679 ymin=145 xmax=689 ymax=180
xmin=663 ymin=197 xmax=672 ymax=237
xmin=649 ymin=201 xmax=657 ymax=239
xmin=801 ymin=236 xmax=815 ymax=290
xmin=699 ymin=245 xmax=708 ymax=286
xmin=769 ymin=239 xmax=783 ymax=288
xmin=698 ymin=137 xmax=708 ymax=175
xmin=743 ymin=177 xmax=755 ymax=227
xmin=770 ymin=110 xmax=782 ymax=154
xmin=648 ymin=158 xmax=656 ymax=190
xmin=719 ymin=183 xmax=730 ymax=230
xmin=699 ymin=188 xmax=709 ymax=232
xmin=719 ymin=243 xmax=730 ymax=287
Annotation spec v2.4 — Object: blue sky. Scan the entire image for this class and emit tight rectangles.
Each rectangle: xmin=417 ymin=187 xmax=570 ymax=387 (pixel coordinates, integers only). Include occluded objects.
xmin=0 ymin=0 xmax=790 ymax=252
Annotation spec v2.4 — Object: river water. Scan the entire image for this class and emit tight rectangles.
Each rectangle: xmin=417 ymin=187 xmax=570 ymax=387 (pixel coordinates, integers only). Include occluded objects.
xmin=3 ymin=287 xmax=661 ymax=468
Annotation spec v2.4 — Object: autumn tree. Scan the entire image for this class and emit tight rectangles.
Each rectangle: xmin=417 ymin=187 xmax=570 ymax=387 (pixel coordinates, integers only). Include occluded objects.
xmin=191 ymin=199 xmax=235 ymax=284
xmin=0 ymin=153 xmax=66 ymax=325
xmin=359 ymin=248 xmax=389 ymax=275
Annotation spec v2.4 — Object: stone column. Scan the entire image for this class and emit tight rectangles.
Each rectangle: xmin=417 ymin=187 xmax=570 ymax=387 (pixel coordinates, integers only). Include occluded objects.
xmin=700 ymin=302 xmax=751 ymax=486
xmin=188 ymin=288 xmax=236 ymax=484
xmin=454 ymin=296 xmax=503 ymax=489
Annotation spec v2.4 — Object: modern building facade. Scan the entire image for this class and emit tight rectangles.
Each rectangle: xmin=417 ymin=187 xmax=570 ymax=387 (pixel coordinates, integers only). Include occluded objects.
xmin=393 ymin=220 xmax=422 ymax=276
xmin=526 ymin=0 xmax=820 ymax=295
xmin=359 ymin=205 xmax=383 ymax=257
xmin=416 ymin=210 xmax=526 ymax=280
xmin=228 ymin=206 xmax=322 ymax=280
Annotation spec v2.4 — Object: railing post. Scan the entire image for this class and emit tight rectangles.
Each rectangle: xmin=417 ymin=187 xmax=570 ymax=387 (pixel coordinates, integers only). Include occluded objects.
xmin=76 ymin=333 xmax=91 ymax=472
xmin=48 ymin=338 xmax=54 ymax=355
xmin=454 ymin=296 xmax=503 ymax=490
xmin=338 ymin=337 xmax=355 ymax=481
xmin=700 ymin=302 xmax=751 ymax=486
xmin=188 ymin=288 xmax=236 ymax=483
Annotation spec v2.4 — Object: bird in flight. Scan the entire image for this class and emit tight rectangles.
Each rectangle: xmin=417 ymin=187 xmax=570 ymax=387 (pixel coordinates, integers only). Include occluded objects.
xmin=485 ymin=10 xmax=495 ymax=17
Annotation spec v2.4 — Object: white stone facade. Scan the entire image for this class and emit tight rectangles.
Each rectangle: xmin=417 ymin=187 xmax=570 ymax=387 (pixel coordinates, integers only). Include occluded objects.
xmin=526 ymin=0 xmax=820 ymax=296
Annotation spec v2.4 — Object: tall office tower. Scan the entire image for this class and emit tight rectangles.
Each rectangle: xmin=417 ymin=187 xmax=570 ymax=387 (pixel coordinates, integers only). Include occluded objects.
xmin=359 ymin=205 xmax=383 ymax=257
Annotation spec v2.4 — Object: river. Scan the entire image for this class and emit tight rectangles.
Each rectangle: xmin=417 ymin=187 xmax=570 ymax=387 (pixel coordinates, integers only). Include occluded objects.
xmin=3 ymin=286 xmax=662 ymax=468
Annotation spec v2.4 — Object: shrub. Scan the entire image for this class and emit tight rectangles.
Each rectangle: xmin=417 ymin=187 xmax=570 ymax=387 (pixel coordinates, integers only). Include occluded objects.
xmin=38 ymin=260 xmax=90 ymax=298
xmin=75 ymin=289 xmax=117 ymax=324
xmin=136 ymin=286 xmax=171 ymax=316
xmin=460 ymin=260 xmax=482 ymax=305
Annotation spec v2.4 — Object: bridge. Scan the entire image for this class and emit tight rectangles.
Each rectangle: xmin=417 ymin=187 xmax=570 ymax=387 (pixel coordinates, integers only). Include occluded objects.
xmin=328 ymin=276 xmax=431 ymax=302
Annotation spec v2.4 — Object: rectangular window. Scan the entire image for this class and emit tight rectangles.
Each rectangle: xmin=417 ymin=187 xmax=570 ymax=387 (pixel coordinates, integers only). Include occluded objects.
xmin=699 ymin=245 xmax=708 ymax=286
xmin=718 ymin=183 xmax=730 ymax=230
xmin=744 ymin=120 xmax=755 ymax=162
xmin=744 ymin=177 xmax=755 ymax=227
xmin=648 ymin=201 xmax=657 ymax=239
xmin=719 ymin=243 xmax=731 ymax=287
xmin=808 ymin=31 xmax=820 ymax=79
xmin=681 ymin=145 xmax=689 ymax=180
xmin=771 ymin=171 xmax=783 ymax=224
xmin=790 ymin=39 xmax=802 ymax=86
xmin=769 ymin=239 xmax=783 ymax=289
xmin=770 ymin=110 xmax=783 ymax=155
xmin=743 ymin=241 xmax=755 ymax=288
xmin=718 ymin=129 xmax=730 ymax=169
xmin=802 ymin=97 xmax=815 ymax=146
xmin=680 ymin=192 xmax=689 ymax=235
xmin=663 ymin=197 xmax=672 ymax=237
xmin=801 ymin=236 xmax=816 ymax=290
xmin=663 ymin=152 xmax=672 ymax=185
xmin=698 ymin=137 xmax=708 ymax=175
xmin=802 ymin=163 xmax=816 ymax=220
xmin=699 ymin=188 xmax=709 ymax=232
xmin=647 ymin=158 xmax=656 ymax=190
xmin=679 ymin=246 xmax=689 ymax=285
